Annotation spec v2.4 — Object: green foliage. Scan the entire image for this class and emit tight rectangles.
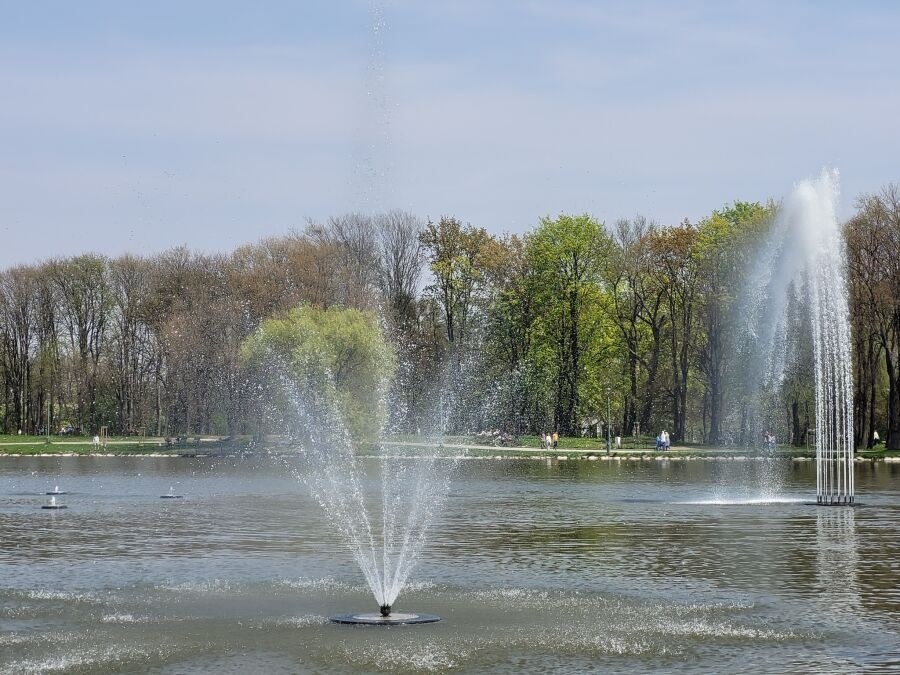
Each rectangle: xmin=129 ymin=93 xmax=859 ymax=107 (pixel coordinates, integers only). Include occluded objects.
xmin=420 ymin=217 xmax=501 ymax=347
xmin=241 ymin=306 xmax=396 ymax=441
xmin=523 ymin=214 xmax=616 ymax=432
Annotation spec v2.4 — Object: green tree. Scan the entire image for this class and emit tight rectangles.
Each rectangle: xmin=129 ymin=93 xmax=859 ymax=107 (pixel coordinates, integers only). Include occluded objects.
xmin=693 ymin=201 xmax=773 ymax=443
xmin=420 ymin=217 xmax=498 ymax=350
xmin=241 ymin=306 xmax=395 ymax=441
xmin=526 ymin=214 xmax=614 ymax=435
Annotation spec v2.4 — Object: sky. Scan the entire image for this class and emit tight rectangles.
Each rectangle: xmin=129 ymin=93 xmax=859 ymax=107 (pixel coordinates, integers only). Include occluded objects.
xmin=1 ymin=0 xmax=898 ymax=267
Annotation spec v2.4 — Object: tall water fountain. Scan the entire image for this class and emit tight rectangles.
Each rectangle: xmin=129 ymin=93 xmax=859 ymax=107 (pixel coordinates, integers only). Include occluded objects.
xmin=741 ymin=169 xmax=854 ymax=504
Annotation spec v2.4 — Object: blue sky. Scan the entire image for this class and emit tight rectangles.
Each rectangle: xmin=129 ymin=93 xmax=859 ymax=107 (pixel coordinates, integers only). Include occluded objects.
xmin=1 ymin=0 xmax=898 ymax=266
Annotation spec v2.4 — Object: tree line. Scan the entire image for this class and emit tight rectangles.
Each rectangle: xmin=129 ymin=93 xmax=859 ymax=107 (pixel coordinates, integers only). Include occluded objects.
xmin=1 ymin=186 xmax=898 ymax=450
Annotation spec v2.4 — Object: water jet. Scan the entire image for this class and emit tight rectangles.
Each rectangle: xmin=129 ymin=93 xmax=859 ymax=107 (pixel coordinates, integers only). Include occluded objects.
xmin=740 ymin=169 xmax=855 ymax=505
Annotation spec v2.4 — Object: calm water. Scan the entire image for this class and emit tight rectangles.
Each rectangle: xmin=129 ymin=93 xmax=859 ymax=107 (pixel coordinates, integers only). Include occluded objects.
xmin=0 ymin=455 xmax=898 ymax=673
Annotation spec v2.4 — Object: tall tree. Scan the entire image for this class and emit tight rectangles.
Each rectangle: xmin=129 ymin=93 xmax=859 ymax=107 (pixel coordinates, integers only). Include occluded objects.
xmin=0 ymin=267 xmax=37 ymax=433
xmin=375 ymin=210 xmax=425 ymax=328
xmin=420 ymin=217 xmax=497 ymax=351
xmin=846 ymin=184 xmax=900 ymax=450
xmin=693 ymin=201 xmax=772 ymax=444
xmin=527 ymin=214 xmax=613 ymax=435
xmin=50 ymin=255 xmax=111 ymax=433
xmin=650 ymin=223 xmax=698 ymax=443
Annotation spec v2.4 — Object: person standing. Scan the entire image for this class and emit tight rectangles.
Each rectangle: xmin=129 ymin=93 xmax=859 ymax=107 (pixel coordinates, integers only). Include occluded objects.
xmin=552 ymin=431 xmax=559 ymax=449
xmin=662 ymin=430 xmax=670 ymax=451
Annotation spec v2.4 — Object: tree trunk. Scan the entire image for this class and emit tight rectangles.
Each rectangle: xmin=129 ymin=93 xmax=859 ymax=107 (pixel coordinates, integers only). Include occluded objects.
xmin=791 ymin=399 xmax=803 ymax=447
xmin=639 ymin=326 xmax=662 ymax=432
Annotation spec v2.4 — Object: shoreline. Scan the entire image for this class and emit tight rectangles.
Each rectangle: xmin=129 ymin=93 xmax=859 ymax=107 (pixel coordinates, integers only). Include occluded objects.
xmin=0 ymin=436 xmax=896 ymax=461
xmin=0 ymin=449 xmax=897 ymax=462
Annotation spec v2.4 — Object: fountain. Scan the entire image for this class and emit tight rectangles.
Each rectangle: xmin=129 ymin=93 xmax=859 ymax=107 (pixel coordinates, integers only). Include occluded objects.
xmin=160 ymin=486 xmax=183 ymax=499
xmin=271 ymin=358 xmax=457 ymax=625
xmin=740 ymin=169 xmax=854 ymax=505
xmin=46 ymin=485 xmax=66 ymax=495
xmin=41 ymin=496 xmax=67 ymax=510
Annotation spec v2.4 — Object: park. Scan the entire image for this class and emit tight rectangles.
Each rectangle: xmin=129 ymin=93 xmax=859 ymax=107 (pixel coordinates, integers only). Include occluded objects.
xmin=1 ymin=2 xmax=898 ymax=673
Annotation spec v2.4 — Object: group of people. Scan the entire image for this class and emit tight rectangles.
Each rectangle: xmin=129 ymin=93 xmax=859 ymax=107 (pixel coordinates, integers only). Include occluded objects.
xmin=541 ymin=431 xmax=559 ymax=449
xmin=655 ymin=430 xmax=671 ymax=451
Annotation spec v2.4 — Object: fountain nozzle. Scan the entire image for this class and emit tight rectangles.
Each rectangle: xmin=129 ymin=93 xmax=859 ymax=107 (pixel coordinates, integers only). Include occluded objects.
xmin=379 ymin=604 xmax=391 ymax=617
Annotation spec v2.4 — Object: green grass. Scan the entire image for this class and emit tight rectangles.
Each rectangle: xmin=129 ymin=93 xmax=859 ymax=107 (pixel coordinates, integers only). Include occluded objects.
xmin=857 ymin=446 xmax=900 ymax=458
xmin=0 ymin=434 xmax=228 ymax=455
xmin=0 ymin=434 xmax=157 ymax=444
xmin=0 ymin=444 xmax=162 ymax=456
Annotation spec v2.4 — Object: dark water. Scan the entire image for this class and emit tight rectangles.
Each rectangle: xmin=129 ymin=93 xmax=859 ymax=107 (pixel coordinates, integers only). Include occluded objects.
xmin=0 ymin=456 xmax=897 ymax=673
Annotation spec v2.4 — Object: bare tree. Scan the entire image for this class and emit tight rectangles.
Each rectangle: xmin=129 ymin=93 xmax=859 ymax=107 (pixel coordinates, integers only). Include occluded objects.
xmin=50 ymin=255 xmax=111 ymax=433
xmin=374 ymin=210 xmax=424 ymax=326
xmin=109 ymin=256 xmax=157 ymax=434
xmin=0 ymin=267 xmax=37 ymax=432
xmin=846 ymin=184 xmax=900 ymax=449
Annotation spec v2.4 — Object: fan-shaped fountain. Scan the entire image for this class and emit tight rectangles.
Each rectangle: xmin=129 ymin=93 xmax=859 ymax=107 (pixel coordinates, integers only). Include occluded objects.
xmin=267 ymin=352 xmax=458 ymax=624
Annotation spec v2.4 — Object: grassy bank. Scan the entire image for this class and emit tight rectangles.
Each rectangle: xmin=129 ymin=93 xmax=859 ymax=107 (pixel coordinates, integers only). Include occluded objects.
xmin=0 ymin=434 xmax=249 ymax=456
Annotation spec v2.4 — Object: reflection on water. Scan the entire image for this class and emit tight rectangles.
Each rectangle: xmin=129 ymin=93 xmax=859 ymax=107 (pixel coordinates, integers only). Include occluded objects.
xmin=816 ymin=506 xmax=860 ymax=614
xmin=0 ymin=456 xmax=897 ymax=673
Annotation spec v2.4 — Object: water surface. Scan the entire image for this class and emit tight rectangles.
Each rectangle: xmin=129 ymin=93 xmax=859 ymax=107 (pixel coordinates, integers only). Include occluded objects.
xmin=1 ymin=456 xmax=897 ymax=673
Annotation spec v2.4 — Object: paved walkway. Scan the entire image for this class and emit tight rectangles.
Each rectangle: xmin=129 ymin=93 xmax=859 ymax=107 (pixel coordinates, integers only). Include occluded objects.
xmin=385 ymin=440 xmax=716 ymax=455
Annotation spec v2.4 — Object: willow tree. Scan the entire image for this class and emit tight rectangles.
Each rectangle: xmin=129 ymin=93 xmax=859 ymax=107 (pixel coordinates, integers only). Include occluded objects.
xmin=241 ymin=306 xmax=395 ymax=442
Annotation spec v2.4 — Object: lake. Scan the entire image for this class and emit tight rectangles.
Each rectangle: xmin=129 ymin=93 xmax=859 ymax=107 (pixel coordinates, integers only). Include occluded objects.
xmin=1 ymin=455 xmax=898 ymax=673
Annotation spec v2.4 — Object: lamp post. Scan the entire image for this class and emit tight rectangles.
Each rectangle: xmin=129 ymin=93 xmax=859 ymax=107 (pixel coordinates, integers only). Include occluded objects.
xmin=606 ymin=387 xmax=612 ymax=454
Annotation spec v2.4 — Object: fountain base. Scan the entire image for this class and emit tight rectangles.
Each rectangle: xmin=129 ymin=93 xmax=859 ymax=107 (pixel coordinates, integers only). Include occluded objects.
xmin=330 ymin=612 xmax=440 ymax=626
xmin=814 ymin=499 xmax=856 ymax=507
xmin=41 ymin=505 xmax=67 ymax=510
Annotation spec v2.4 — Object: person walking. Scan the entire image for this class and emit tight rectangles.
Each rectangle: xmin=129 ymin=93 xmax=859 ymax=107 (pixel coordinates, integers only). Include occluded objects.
xmin=552 ymin=431 xmax=559 ymax=449
xmin=662 ymin=430 xmax=670 ymax=451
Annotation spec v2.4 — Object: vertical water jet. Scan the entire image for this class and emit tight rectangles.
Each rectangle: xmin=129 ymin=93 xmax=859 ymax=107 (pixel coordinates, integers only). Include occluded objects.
xmin=740 ymin=169 xmax=854 ymax=504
